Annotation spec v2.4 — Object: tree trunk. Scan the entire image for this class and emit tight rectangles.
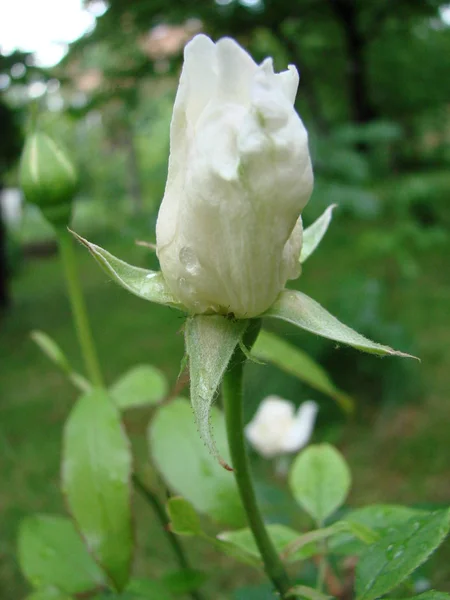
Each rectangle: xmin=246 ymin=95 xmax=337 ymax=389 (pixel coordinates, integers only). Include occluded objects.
xmin=0 ymin=189 xmax=9 ymax=311
xmin=328 ymin=0 xmax=377 ymax=125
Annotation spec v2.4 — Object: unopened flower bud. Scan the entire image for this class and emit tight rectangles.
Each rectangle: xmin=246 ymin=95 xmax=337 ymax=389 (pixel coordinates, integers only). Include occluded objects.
xmin=19 ymin=131 xmax=78 ymax=227
xmin=156 ymin=34 xmax=313 ymax=318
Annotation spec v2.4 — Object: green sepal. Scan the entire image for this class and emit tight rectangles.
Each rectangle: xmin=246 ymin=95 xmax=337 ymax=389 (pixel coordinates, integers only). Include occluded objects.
xmin=300 ymin=205 xmax=336 ymax=263
xmin=184 ymin=315 xmax=249 ymax=468
xmin=264 ymin=289 xmax=417 ymax=358
xmin=70 ymin=231 xmax=185 ymax=310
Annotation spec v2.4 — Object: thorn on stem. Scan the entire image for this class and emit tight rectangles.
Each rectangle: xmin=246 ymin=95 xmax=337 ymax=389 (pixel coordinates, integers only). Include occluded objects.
xmin=220 ymin=458 xmax=234 ymax=472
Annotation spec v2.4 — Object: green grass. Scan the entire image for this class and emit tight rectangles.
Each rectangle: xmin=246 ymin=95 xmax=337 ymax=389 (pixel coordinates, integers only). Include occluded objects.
xmin=1 ymin=214 xmax=450 ymax=598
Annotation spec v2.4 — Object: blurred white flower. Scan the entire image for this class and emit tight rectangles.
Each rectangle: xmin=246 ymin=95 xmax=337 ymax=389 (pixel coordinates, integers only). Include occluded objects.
xmin=245 ymin=396 xmax=318 ymax=458
xmin=156 ymin=34 xmax=313 ymax=318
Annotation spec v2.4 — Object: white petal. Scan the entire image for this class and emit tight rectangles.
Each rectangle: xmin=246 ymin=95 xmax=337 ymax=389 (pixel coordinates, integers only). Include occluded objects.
xmin=215 ymin=37 xmax=257 ymax=105
xmin=252 ymin=396 xmax=296 ymax=422
xmin=282 ymin=216 xmax=303 ymax=282
xmin=275 ymin=65 xmax=299 ymax=105
xmin=180 ymin=34 xmax=217 ymax=126
xmin=283 ymin=400 xmax=318 ymax=453
xmin=157 ymin=35 xmax=216 ymax=256
xmin=245 ymin=396 xmax=296 ymax=458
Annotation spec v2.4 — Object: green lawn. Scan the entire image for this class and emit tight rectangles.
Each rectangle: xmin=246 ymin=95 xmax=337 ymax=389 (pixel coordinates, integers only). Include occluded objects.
xmin=1 ymin=213 xmax=450 ymax=598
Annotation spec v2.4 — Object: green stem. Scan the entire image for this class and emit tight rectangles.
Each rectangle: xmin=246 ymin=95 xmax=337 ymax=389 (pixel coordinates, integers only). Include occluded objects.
xmin=132 ymin=475 xmax=205 ymax=600
xmin=222 ymin=319 xmax=292 ymax=598
xmin=317 ymin=548 xmax=327 ymax=592
xmin=56 ymin=227 xmax=104 ymax=388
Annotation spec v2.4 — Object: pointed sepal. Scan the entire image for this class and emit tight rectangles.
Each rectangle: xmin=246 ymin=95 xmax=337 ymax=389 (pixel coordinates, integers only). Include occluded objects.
xmin=70 ymin=230 xmax=185 ymax=310
xmin=185 ymin=315 xmax=249 ymax=468
xmin=264 ymin=289 xmax=417 ymax=359
xmin=300 ymin=205 xmax=336 ymax=263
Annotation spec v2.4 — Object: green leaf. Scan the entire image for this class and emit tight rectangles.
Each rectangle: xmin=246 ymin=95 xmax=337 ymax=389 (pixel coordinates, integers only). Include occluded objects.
xmin=218 ymin=524 xmax=303 ymax=561
xmin=280 ymin=524 xmax=344 ymax=561
xmin=167 ymin=497 xmax=202 ymax=536
xmin=281 ymin=520 xmax=377 ymax=562
xmin=252 ymin=330 xmax=353 ymax=413
xmin=356 ymin=509 xmax=450 ymax=600
xmin=221 ymin=520 xmax=372 ymax=566
xmin=149 ymin=398 xmax=245 ymax=527
xmin=288 ymin=585 xmax=331 ymax=600
xmin=110 ymin=365 xmax=168 ymax=410
xmin=62 ymin=389 xmax=133 ymax=591
xmin=70 ymin=231 xmax=184 ymax=310
xmin=233 ymin=584 xmax=275 ymax=599
xmin=185 ymin=314 xmax=249 ymax=467
xmin=289 ymin=444 xmax=351 ymax=524
xmin=300 ymin=205 xmax=336 ymax=263
xmin=30 ymin=330 xmax=90 ymax=393
xmin=265 ymin=290 xmax=416 ymax=358
xmin=340 ymin=520 xmax=379 ymax=545
xmin=212 ymin=538 xmax=262 ymax=567
xmin=93 ymin=589 xmax=172 ymax=600
xmin=331 ymin=505 xmax=426 ymax=556
xmin=162 ymin=569 xmax=207 ymax=595
xmin=345 ymin=504 xmax=426 ymax=530
xmin=25 ymin=591 xmax=73 ymax=600
xmin=18 ymin=514 xmax=105 ymax=594
xmin=395 ymin=594 xmax=450 ymax=600
xmin=126 ymin=579 xmax=174 ymax=599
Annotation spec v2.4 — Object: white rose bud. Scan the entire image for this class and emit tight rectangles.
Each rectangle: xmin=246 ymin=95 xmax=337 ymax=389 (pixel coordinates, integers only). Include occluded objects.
xmin=245 ymin=396 xmax=318 ymax=458
xmin=156 ymin=34 xmax=313 ymax=318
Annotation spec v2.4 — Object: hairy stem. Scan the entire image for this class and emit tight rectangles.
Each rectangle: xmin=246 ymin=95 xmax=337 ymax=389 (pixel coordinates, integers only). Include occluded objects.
xmin=222 ymin=319 xmax=292 ymax=598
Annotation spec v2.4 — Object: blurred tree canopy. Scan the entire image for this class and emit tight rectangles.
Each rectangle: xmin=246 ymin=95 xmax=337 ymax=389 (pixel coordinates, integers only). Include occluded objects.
xmin=75 ymin=0 xmax=450 ymax=132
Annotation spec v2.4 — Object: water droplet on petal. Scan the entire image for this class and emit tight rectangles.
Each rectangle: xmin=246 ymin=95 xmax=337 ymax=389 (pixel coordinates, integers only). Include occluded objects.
xmin=179 ymin=246 xmax=200 ymax=275
xmin=178 ymin=276 xmax=194 ymax=297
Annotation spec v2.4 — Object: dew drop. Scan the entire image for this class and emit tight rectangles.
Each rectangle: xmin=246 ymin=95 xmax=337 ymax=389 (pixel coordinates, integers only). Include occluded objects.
xmin=179 ymin=246 xmax=199 ymax=275
xmin=386 ymin=544 xmax=395 ymax=559
xmin=394 ymin=549 xmax=404 ymax=559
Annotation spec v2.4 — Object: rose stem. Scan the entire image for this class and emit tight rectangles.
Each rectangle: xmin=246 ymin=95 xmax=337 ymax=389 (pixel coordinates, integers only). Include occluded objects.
xmin=222 ymin=319 xmax=292 ymax=598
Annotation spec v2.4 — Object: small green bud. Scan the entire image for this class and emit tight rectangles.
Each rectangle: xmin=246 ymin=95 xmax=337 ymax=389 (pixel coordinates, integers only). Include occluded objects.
xmin=19 ymin=131 xmax=78 ymax=227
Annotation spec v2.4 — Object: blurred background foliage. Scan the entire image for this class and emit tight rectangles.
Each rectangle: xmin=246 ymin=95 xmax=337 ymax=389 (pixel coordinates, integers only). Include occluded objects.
xmin=1 ymin=0 xmax=450 ymax=597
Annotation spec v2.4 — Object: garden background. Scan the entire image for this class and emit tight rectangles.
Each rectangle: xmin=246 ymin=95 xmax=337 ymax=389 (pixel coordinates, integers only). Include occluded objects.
xmin=1 ymin=0 xmax=450 ymax=597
